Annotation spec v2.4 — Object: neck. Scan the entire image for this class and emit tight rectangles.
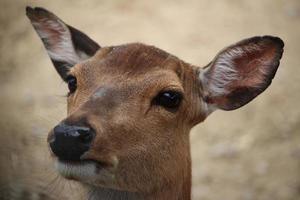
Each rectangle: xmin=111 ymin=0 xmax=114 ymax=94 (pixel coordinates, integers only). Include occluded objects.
xmin=87 ymin=187 xmax=140 ymax=200
xmin=86 ymin=167 xmax=191 ymax=200
xmin=87 ymin=184 xmax=191 ymax=200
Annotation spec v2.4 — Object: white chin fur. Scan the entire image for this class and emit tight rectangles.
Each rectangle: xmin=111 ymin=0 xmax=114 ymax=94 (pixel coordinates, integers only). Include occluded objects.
xmin=55 ymin=160 xmax=98 ymax=181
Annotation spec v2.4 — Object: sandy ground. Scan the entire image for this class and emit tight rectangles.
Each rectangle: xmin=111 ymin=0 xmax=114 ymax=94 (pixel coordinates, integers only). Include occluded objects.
xmin=0 ymin=0 xmax=300 ymax=199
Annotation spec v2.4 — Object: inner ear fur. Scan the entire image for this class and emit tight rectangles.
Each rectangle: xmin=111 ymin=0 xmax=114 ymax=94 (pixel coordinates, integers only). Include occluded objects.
xmin=200 ymin=36 xmax=284 ymax=111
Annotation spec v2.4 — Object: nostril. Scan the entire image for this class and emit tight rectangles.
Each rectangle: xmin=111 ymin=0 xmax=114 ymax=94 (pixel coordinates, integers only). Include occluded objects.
xmin=78 ymin=128 xmax=94 ymax=144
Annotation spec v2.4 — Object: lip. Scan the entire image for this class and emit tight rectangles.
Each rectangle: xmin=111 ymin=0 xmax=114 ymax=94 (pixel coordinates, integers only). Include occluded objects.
xmin=55 ymin=159 xmax=101 ymax=180
xmin=59 ymin=159 xmax=106 ymax=171
xmin=59 ymin=159 xmax=98 ymax=165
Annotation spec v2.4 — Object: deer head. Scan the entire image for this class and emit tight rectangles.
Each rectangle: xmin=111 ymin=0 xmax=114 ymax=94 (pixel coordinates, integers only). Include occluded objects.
xmin=26 ymin=6 xmax=284 ymax=200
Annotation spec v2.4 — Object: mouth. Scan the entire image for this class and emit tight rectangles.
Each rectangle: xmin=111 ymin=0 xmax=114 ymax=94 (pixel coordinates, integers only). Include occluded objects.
xmin=54 ymin=158 xmax=119 ymax=188
xmin=55 ymin=159 xmax=101 ymax=180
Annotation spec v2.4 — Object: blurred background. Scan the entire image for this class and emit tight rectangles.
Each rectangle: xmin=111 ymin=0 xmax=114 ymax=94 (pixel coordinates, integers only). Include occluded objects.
xmin=0 ymin=0 xmax=300 ymax=199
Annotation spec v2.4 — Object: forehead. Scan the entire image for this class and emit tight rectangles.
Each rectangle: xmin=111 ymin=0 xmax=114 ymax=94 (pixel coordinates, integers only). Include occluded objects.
xmin=71 ymin=43 xmax=187 ymax=88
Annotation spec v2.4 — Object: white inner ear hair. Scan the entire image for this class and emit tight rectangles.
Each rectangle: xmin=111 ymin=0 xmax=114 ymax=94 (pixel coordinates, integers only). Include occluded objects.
xmin=198 ymin=47 xmax=247 ymax=115
xmin=32 ymin=18 xmax=82 ymax=66
xmin=200 ymin=47 xmax=246 ymax=97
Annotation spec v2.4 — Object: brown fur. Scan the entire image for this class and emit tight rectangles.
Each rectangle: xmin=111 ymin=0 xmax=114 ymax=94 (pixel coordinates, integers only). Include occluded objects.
xmin=59 ymin=44 xmax=202 ymax=199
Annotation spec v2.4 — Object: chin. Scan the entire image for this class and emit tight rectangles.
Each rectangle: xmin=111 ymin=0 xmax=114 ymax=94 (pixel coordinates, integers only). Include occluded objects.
xmin=55 ymin=160 xmax=98 ymax=180
xmin=54 ymin=159 xmax=117 ymax=187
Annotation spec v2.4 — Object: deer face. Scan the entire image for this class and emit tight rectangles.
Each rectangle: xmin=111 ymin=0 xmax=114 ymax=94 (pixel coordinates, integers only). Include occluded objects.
xmin=26 ymin=7 xmax=283 ymax=194
xmin=51 ymin=44 xmax=201 ymax=192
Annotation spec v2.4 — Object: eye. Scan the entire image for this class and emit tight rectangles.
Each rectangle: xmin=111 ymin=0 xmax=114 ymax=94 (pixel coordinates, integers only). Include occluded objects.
xmin=153 ymin=90 xmax=183 ymax=110
xmin=66 ymin=75 xmax=77 ymax=94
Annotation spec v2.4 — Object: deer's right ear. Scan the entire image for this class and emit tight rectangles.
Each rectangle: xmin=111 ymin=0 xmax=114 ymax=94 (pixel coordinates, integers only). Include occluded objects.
xmin=26 ymin=7 xmax=100 ymax=81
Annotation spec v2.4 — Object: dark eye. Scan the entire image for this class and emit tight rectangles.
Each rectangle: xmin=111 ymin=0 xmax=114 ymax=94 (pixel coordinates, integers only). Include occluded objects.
xmin=66 ymin=75 xmax=77 ymax=94
xmin=153 ymin=90 xmax=183 ymax=110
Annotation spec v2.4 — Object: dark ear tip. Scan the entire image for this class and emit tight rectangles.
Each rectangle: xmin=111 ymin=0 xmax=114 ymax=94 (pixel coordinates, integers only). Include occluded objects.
xmin=25 ymin=6 xmax=33 ymax=13
xmin=25 ymin=6 xmax=53 ymax=19
xmin=25 ymin=6 xmax=34 ymax=16
xmin=262 ymin=35 xmax=285 ymax=50
xmin=34 ymin=7 xmax=50 ymax=13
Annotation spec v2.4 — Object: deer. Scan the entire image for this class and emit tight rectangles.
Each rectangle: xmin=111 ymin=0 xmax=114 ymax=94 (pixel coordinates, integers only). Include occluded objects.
xmin=26 ymin=6 xmax=284 ymax=200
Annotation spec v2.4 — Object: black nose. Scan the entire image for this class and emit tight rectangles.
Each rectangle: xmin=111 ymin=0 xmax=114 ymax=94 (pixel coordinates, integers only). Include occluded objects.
xmin=49 ymin=124 xmax=94 ymax=161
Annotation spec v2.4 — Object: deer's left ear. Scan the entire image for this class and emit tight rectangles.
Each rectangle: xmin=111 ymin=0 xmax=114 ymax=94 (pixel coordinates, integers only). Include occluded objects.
xmin=199 ymin=36 xmax=284 ymax=112
xmin=26 ymin=7 xmax=100 ymax=81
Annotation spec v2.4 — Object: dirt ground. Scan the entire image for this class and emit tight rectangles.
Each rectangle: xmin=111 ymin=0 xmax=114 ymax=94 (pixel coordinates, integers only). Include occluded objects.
xmin=0 ymin=0 xmax=300 ymax=199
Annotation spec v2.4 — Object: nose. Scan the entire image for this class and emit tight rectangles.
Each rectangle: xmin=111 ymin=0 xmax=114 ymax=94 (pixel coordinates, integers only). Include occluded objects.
xmin=49 ymin=123 xmax=95 ymax=161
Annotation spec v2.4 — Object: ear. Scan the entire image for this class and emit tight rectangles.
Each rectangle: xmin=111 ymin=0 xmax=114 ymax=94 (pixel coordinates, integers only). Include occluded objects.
xmin=199 ymin=36 xmax=284 ymax=112
xmin=26 ymin=6 xmax=100 ymax=81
